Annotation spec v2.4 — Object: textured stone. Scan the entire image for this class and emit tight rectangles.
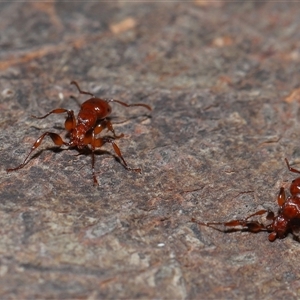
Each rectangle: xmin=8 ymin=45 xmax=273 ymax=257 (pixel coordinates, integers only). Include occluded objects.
xmin=1 ymin=1 xmax=300 ymax=299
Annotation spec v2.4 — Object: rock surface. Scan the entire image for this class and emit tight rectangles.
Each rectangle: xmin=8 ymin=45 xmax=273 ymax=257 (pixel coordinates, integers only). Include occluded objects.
xmin=1 ymin=2 xmax=300 ymax=299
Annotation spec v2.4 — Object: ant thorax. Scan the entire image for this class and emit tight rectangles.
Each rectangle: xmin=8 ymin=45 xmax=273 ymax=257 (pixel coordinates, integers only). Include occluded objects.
xmin=77 ymin=109 xmax=97 ymax=128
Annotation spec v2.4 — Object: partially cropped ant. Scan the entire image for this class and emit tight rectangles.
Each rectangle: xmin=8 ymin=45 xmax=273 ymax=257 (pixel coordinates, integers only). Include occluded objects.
xmin=6 ymin=81 xmax=151 ymax=185
xmin=192 ymin=159 xmax=300 ymax=242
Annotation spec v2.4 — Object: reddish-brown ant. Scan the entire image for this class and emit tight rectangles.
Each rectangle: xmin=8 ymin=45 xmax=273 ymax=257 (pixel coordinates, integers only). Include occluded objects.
xmin=6 ymin=81 xmax=151 ymax=185
xmin=192 ymin=159 xmax=300 ymax=242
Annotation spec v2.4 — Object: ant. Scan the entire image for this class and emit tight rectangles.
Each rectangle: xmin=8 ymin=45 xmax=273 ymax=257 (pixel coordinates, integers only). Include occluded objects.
xmin=192 ymin=159 xmax=300 ymax=242
xmin=6 ymin=81 xmax=152 ymax=185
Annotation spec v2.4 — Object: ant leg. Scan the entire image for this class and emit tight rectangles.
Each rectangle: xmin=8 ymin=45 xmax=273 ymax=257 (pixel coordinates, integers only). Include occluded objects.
xmin=242 ymin=209 xmax=269 ymax=233
xmin=32 ymin=108 xmax=69 ymax=119
xmin=192 ymin=209 xmax=268 ymax=234
xmin=75 ymin=130 xmax=98 ymax=185
xmin=32 ymin=109 xmax=76 ymax=131
xmin=64 ymin=110 xmax=76 ymax=131
xmin=89 ymin=134 xmax=141 ymax=185
xmin=95 ymin=137 xmax=141 ymax=173
xmin=6 ymin=132 xmax=67 ymax=172
xmin=106 ymin=138 xmax=141 ymax=173
xmin=285 ymin=158 xmax=300 ymax=174
xmin=277 ymin=187 xmax=286 ymax=206
xmin=105 ymin=119 xmax=124 ymax=139
xmin=94 ymin=120 xmax=124 ymax=139
xmin=244 ymin=209 xmax=269 ymax=221
xmin=70 ymin=81 xmax=95 ymax=97
xmin=91 ymin=147 xmax=98 ymax=186
xmin=107 ymin=99 xmax=152 ymax=111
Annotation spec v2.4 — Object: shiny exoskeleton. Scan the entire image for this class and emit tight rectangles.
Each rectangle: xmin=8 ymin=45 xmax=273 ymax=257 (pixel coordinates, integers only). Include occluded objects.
xmin=192 ymin=159 xmax=300 ymax=242
xmin=7 ymin=81 xmax=151 ymax=185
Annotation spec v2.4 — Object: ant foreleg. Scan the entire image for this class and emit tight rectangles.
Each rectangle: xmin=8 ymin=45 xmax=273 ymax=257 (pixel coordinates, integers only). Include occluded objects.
xmin=6 ymin=132 xmax=67 ymax=172
xmin=32 ymin=108 xmax=69 ymax=119
xmin=94 ymin=120 xmax=124 ymax=139
xmin=32 ymin=109 xmax=76 ymax=132
xmin=107 ymin=99 xmax=152 ymax=111
xmin=70 ymin=81 xmax=95 ymax=97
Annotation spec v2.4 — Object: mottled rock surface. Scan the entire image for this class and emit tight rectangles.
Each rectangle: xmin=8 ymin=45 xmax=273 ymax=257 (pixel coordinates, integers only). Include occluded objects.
xmin=1 ymin=1 xmax=300 ymax=299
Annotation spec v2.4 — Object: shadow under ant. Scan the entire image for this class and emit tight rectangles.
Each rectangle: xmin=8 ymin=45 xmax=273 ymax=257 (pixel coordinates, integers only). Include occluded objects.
xmin=20 ymin=140 xmax=136 ymax=186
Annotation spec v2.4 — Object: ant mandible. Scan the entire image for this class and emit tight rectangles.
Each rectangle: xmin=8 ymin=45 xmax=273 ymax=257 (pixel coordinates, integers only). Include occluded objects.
xmin=192 ymin=159 xmax=300 ymax=242
xmin=6 ymin=81 xmax=152 ymax=185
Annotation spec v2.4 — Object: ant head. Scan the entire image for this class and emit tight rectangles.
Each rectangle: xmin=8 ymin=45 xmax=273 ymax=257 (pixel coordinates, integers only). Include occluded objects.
xmin=290 ymin=177 xmax=300 ymax=196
